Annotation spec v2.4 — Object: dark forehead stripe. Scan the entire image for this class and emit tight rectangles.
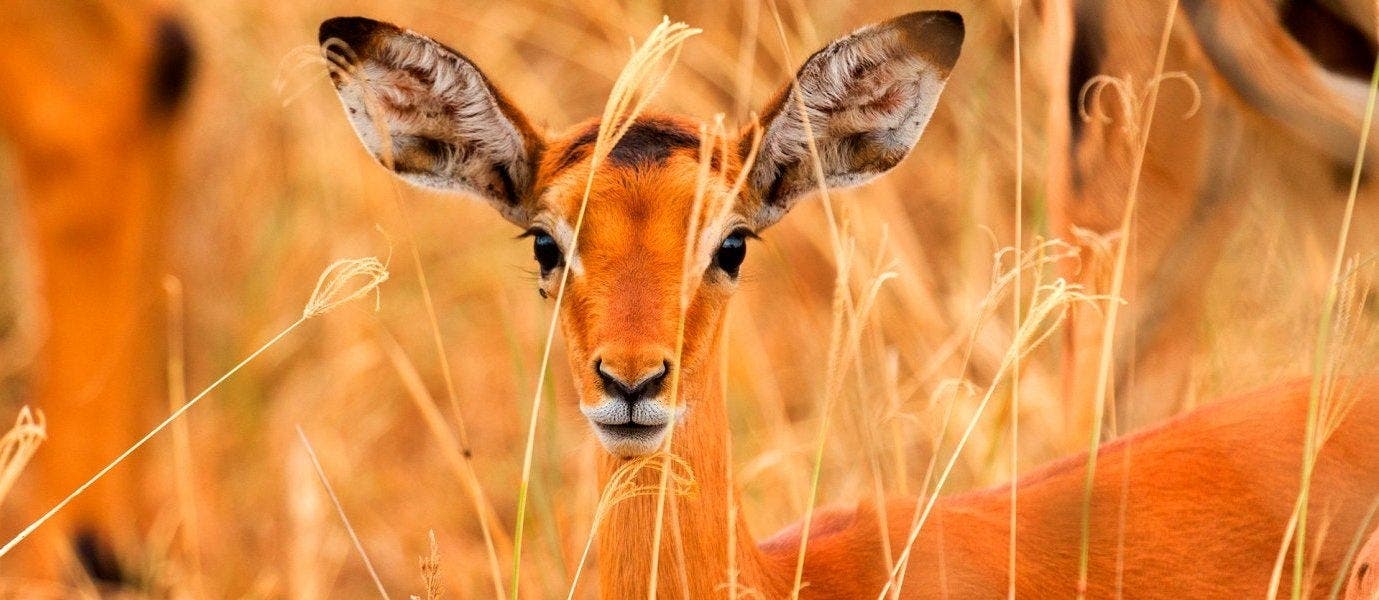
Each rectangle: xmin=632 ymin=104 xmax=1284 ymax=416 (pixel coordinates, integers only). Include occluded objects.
xmin=552 ymin=117 xmax=701 ymax=173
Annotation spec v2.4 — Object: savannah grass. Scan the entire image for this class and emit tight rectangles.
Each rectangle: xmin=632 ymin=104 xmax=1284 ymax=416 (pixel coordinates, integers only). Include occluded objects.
xmin=0 ymin=257 xmax=389 ymax=559
xmin=297 ymin=425 xmax=392 ymax=600
xmin=3 ymin=2 xmax=1377 ymax=596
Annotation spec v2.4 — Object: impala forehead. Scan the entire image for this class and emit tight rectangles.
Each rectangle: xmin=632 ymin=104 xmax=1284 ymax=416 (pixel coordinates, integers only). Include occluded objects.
xmin=531 ymin=157 xmax=746 ymax=278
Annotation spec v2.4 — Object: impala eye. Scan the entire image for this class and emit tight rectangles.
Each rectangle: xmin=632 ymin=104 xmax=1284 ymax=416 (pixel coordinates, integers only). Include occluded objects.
xmin=714 ymin=229 xmax=750 ymax=278
xmin=530 ymin=229 xmax=563 ymax=275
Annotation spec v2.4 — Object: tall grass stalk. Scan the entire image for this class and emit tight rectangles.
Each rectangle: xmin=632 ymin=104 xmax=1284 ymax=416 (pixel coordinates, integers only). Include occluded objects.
xmin=0 ymin=257 xmax=389 ymax=559
xmin=507 ymin=18 xmax=701 ymax=600
xmin=757 ymin=6 xmax=874 ymax=597
xmin=377 ymin=327 xmax=508 ymax=599
xmin=1008 ymin=1 xmax=1025 ymax=596
xmin=647 ymin=114 xmax=753 ymax=598
xmin=1269 ymin=46 xmax=1379 ymax=600
xmin=1074 ymin=2 xmax=1179 ymax=595
xmin=888 ymin=239 xmax=1068 ymax=595
xmin=163 ymin=275 xmax=207 ymax=598
xmin=880 ymin=243 xmax=1093 ymax=599
xmin=295 ymin=426 xmax=392 ymax=600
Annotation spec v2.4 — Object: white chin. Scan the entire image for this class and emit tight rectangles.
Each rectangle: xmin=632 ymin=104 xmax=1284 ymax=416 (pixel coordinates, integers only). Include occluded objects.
xmin=591 ymin=423 xmax=670 ymax=457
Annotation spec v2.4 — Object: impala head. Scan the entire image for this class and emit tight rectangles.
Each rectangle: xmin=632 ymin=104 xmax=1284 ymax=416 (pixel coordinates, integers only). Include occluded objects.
xmin=320 ymin=12 xmax=963 ymax=457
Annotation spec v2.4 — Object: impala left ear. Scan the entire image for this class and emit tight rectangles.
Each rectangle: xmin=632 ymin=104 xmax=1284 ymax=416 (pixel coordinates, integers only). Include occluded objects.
xmin=743 ymin=11 xmax=964 ymax=228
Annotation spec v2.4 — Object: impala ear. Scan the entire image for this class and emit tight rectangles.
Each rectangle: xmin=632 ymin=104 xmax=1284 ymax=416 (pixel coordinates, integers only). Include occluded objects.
xmin=743 ymin=11 xmax=964 ymax=228
xmin=319 ymin=17 xmax=543 ymax=226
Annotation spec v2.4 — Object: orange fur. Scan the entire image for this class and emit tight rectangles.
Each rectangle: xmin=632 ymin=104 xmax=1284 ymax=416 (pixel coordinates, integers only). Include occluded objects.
xmin=0 ymin=0 xmax=193 ymax=582
xmin=1047 ymin=0 xmax=1378 ymax=427
xmin=1345 ymin=526 xmax=1379 ymax=599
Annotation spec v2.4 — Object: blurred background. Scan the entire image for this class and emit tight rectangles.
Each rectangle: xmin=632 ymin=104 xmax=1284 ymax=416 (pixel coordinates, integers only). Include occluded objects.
xmin=1 ymin=0 xmax=1376 ymax=597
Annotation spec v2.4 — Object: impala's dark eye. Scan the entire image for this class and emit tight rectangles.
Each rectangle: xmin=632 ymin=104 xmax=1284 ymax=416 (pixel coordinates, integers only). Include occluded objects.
xmin=715 ymin=230 xmax=750 ymax=278
xmin=531 ymin=229 xmax=563 ymax=274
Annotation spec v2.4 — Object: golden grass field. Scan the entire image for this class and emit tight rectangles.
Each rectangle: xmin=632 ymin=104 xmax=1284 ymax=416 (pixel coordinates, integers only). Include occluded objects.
xmin=2 ymin=0 xmax=1378 ymax=597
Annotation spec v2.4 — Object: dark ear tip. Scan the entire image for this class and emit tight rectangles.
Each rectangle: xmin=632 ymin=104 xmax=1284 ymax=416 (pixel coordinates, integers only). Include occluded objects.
xmin=319 ymin=16 xmax=397 ymax=49
xmin=891 ymin=10 xmax=965 ymax=73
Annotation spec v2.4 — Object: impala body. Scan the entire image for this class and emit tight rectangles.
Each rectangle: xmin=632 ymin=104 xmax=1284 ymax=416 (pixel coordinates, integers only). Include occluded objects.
xmin=1047 ymin=0 xmax=1379 ymax=428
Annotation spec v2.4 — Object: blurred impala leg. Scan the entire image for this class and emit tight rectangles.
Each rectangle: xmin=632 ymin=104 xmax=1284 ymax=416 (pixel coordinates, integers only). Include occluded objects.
xmin=0 ymin=0 xmax=193 ymax=585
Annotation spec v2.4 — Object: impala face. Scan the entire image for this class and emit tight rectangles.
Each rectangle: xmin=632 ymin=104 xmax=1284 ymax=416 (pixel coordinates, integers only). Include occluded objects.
xmin=528 ymin=120 xmax=752 ymax=456
xmin=320 ymin=12 xmax=963 ymax=457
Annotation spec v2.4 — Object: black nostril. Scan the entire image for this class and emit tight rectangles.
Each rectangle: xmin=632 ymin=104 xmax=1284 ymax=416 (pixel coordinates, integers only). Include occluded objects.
xmin=595 ymin=359 xmax=632 ymax=397
xmin=596 ymin=359 xmax=671 ymax=401
xmin=640 ymin=360 xmax=670 ymax=397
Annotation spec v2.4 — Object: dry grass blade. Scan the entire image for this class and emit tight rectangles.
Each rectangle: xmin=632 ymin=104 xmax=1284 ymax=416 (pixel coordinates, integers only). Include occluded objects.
xmin=881 ymin=241 xmax=1098 ymax=599
xmin=415 ymin=530 xmax=443 ymax=600
xmin=0 ymin=407 xmax=45 ymax=508
xmin=565 ymin=453 xmax=694 ymax=600
xmin=1271 ymin=40 xmax=1379 ymax=600
xmin=164 ymin=275 xmax=207 ymax=598
xmin=0 ymin=256 xmax=388 ymax=559
xmin=757 ymin=4 xmax=872 ymax=596
xmin=378 ymin=326 xmax=507 ymax=599
xmin=296 ymin=426 xmax=392 ymax=600
xmin=1074 ymin=2 xmax=1181 ymax=595
xmin=325 ymin=22 xmax=493 ymax=548
xmin=648 ymin=112 xmax=749 ymax=599
xmin=509 ymin=17 xmax=701 ymax=600
xmin=1008 ymin=2 xmax=1025 ymax=596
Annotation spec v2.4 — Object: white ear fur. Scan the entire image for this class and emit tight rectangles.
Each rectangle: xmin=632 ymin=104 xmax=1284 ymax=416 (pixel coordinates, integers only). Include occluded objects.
xmin=747 ymin=11 xmax=964 ymax=227
xmin=320 ymin=17 xmax=542 ymax=225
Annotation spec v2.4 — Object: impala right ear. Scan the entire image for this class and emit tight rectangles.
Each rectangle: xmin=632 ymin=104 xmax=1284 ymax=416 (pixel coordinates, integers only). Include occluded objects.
xmin=319 ymin=17 xmax=543 ymax=226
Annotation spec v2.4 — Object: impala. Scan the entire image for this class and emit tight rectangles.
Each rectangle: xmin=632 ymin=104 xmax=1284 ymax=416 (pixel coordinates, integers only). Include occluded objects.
xmin=0 ymin=0 xmax=194 ymax=584
xmin=1045 ymin=0 xmax=1379 ymax=427
xmin=320 ymin=11 xmax=1379 ymax=598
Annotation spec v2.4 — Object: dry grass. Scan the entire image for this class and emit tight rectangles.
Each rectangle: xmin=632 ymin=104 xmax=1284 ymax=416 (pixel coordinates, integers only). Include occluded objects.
xmin=0 ymin=0 xmax=1377 ymax=597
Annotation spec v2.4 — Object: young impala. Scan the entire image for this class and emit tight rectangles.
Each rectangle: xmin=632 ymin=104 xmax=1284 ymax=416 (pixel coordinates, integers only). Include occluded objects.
xmin=320 ymin=12 xmax=1379 ymax=598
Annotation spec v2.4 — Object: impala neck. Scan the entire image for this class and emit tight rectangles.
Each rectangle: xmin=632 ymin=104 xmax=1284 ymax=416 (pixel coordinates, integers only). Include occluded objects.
xmin=594 ymin=345 xmax=786 ymax=599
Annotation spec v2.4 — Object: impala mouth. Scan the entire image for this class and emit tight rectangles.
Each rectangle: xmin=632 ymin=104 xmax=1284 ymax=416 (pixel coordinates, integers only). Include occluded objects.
xmin=598 ymin=422 xmax=664 ymax=436
xmin=590 ymin=420 xmax=670 ymax=457
xmin=582 ymin=397 xmax=684 ymax=457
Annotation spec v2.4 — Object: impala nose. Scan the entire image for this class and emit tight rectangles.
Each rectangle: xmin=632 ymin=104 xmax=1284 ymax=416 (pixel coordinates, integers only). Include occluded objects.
xmin=595 ymin=358 xmax=671 ymax=402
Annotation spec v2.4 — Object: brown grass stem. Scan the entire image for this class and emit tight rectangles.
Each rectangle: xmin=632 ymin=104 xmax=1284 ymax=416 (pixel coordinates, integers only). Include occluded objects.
xmin=1274 ymin=37 xmax=1379 ymax=600
xmin=295 ymin=426 xmax=392 ymax=600
xmin=1008 ymin=1 xmax=1025 ymax=597
xmin=378 ymin=326 xmax=508 ymax=600
xmin=1074 ymin=2 xmax=1178 ymax=595
xmin=0 ymin=256 xmax=388 ymax=559
xmin=163 ymin=275 xmax=206 ymax=598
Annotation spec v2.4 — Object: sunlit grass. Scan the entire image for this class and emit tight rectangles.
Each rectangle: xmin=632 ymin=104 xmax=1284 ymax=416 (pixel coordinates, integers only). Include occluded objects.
xmin=0 ymin=1 xmax=1376 ymax=597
